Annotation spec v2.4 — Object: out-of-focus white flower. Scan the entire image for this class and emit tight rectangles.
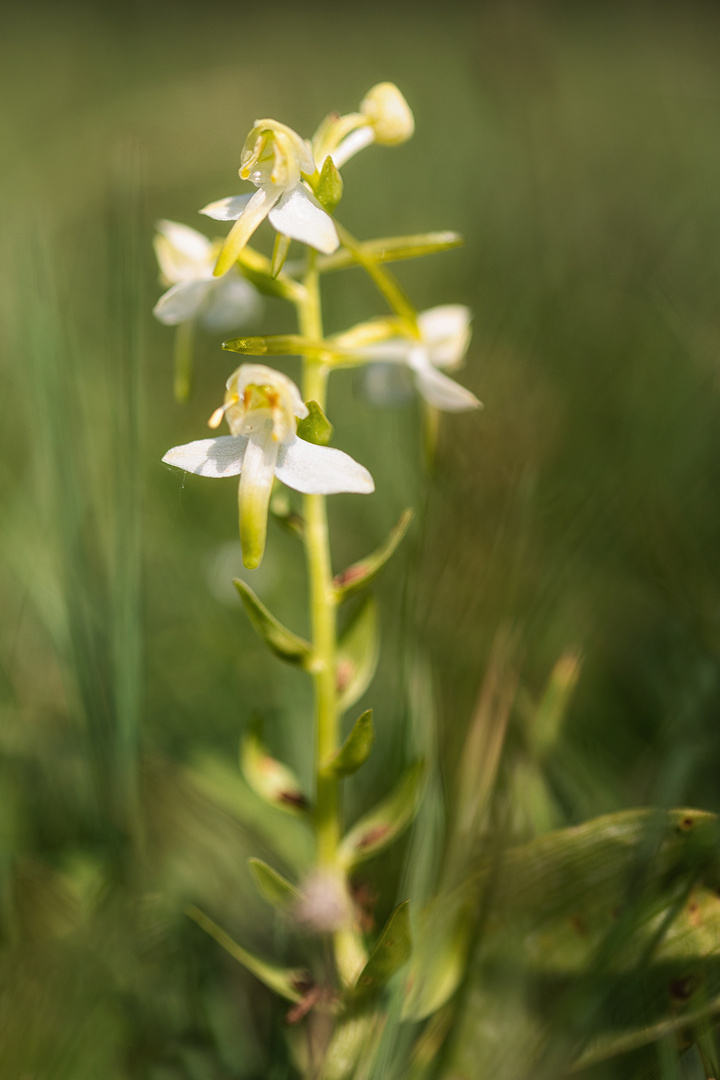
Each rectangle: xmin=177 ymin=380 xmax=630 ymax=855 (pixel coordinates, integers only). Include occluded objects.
xmin=313 ymin=83 xmax=415 ymax=170
xmin=162 ymin=364 xmax=374 ymax=568
xmin=203 ymin=119 xmax=340 ymax=277
xmin=347 ymin=306 xmax=481 ymax=412
xmin=152 ymin=220 xmax=262 ymax=331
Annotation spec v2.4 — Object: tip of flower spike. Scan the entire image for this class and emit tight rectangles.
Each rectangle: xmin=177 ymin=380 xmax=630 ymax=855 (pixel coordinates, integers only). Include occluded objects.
xmin=360 ymin=83 xmax=414 ymax=146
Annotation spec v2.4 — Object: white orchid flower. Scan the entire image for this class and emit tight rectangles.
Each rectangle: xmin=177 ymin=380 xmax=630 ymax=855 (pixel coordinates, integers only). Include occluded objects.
xmin=162 ymin=364 xmax=374 ymax=569
xmin=313 ymin=83 xmax=415 ymax=171
xmin=347 ymin=306 xmax=481 ymax=412
xmin=153 ymin=220 xmax=262 ymax=331
xmin=202 ymin=120 xmax=340 ymax=278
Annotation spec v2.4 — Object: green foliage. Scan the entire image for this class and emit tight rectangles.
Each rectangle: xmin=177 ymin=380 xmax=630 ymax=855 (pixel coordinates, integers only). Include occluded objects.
xmin=322 ymin=709 xmax=375 ymax=777
xmin=233 ymin=578 xmax=312 ymax=667
xmin=187 ymin=905 xmax=309 ymax=1004
xmin=297 ymin=400 xmax=334 ymax=446
xmin=241 ymin=725 xmax=309 ymax=815
xmin=352 ymin=901 xmax=412 ymax=1002
xmin=336 ymin=595 xmax=380 ymax=712
xmin=248 ymin=857 xmax=300 ymax=909
xmin=338 ymin=761 xmax=424 ymax=868
xmin=333 ymin=510 xmax=414 ymax=601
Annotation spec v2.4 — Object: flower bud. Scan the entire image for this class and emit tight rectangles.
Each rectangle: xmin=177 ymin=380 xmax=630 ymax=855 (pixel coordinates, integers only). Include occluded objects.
xmin=360 ymin=83 xmax=415 ymax=146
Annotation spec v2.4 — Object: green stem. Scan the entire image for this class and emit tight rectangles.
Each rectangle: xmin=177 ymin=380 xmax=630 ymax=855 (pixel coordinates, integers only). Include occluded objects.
xmin=335 ymin=222 xmax=419 ymax=328
xmin=298 ymin=254 xmax=339 ymax=867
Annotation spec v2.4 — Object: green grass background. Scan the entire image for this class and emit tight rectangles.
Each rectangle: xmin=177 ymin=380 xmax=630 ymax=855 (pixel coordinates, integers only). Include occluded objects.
xmin=2 ymin=1 xmax=720 ymax=1077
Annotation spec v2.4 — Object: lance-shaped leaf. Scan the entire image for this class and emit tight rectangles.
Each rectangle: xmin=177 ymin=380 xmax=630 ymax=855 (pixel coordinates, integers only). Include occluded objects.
xmin=241 ymin=726 xmax=309 ymax=815
xmin=353 ymin=901 xmax=412 ymax=1001
xmin=222 ymin=333 xmax=331 ymax=358
xmin=322 ymin=709 xmax=375 ymax=777
xmin=338 ymin=761 xmax=424 ymax=869
xmin=317 ymin=231 xmax=464 ymax=273
xmin=296 ymin=400 xmax=333 ymax=446
xmin=188 ymin=905 xmax=308 ymax=1003
xmin=233 ymin=579 xmax=311 ymax=667
xmin=336 ymin=595 xmax=379 ymax=712
xmin=248 ymin=857 xmax=300 ymax=909
xmin=333 ymin=510 xmax=414 ymax=601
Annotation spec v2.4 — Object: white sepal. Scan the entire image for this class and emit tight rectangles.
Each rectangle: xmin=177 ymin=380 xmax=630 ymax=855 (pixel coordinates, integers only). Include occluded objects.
xmin=154 ymin=220 xmax=213 ymax=281
xmin=203 ymin=276 xmax=264 ymax=332
xmin=153 ymin=280 xmax=212 ymax=325
xmin=417 ymin=305 xmax=472 ymax=369
xmin=162 ymin=435 xmax=247 ymax=477
xmin=275 ymin=437 xmax=375 ymax=495
xmin=411 ymin=361 xmax=481 ymax=412
xmin=268 ymin=186 xmax=340 ymax=254
xmin=199 ymin=194 xmax=254 ymax=222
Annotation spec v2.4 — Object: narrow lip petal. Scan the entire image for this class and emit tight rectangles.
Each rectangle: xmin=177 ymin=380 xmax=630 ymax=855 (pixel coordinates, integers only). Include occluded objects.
xmin=238 ymin=431 xmax=279 ymax=569
xmin=275 ymin=436 xmax=374 ymax=495
xmin=153 ymin=279 xmax=212 ymax=325
xmin=412 ymin=364 xmax=482 ymax=412
xmin=162 ymin=435 xmax=248 ymax=477
xmin=268 ymin=185 xmax=340 ymax=255
xmin=214 ymin=188 xmax=280 ymax=276
xmin=199 ymin=194 xmax=254 ymax=222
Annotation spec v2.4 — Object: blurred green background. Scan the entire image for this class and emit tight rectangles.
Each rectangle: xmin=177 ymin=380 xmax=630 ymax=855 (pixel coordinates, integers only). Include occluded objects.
xmin=2 ymin=1 xmax=720 ymax=1077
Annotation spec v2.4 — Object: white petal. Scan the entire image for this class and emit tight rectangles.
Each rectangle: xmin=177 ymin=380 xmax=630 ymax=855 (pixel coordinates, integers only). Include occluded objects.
xmin=418 ymin=305 xmax=472 ymax=369
xmin=162 ymin=435 xmax=247 ymax=477
xmin=153 ymin=280 xmax=212 ymax=325
xmin=268 ymin=186 xmax=339 ymax=254
xmin=413 ymin=365 xmax=481 ymax=412
xmin=363 ymin=362 xmax=414 ymax=406
xmin=199 ymin=194 xmax=254 ymax=221
xmin=156 ymin=220 xmax=213 ymax=263
xmin=275 ymin=437 xmax=374 ymax=495
xmin=201 ymin=275 xmax=263 ymax=332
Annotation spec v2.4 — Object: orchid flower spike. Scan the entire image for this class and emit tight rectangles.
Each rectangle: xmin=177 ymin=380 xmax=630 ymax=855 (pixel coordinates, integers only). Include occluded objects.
xmin=313 ymin=83 xmax=415 ymax=171
xmin=162 ymin=364 xmax=374 ymax=568
xmin=348 ymin=306 xmax=481 ymax=412
xmin=152 ymin=220 xmax=262 ymax=331
xmin=202 ymin=119 xmax=340 ymax=277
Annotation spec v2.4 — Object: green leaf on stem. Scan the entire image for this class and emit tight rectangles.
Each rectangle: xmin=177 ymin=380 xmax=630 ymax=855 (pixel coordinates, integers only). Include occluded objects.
xmin=353 ymin=900 xmax=412 ymax=1000
xmin=317 ymin=231 xmax=464 ymax=273
xmin=336 ymin=595 xmax=379 ymax=712
xmin=233 ymin=578 xmax=312 ymax=667
xmin=296 ymin=400 xmax=333 ymax=446
xmin=248 ymin=857 xmax=300 ymax=909
xmin=338 ymin=761 xmax=425 ymax=868
xmin=316 ymin=155 xmax=344 ymax=213
xmin=333 ymin=510 xmax=414 ymax=601
xmin=222 ymin=333 xmax=329 ymax=358
xmin=322 ymin=709 xmax=375 ymax=777
xmin=241 ymin=725 xmax=309 ymax=815
xmin=187 ymin=905 xmax=309 ymax=1003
